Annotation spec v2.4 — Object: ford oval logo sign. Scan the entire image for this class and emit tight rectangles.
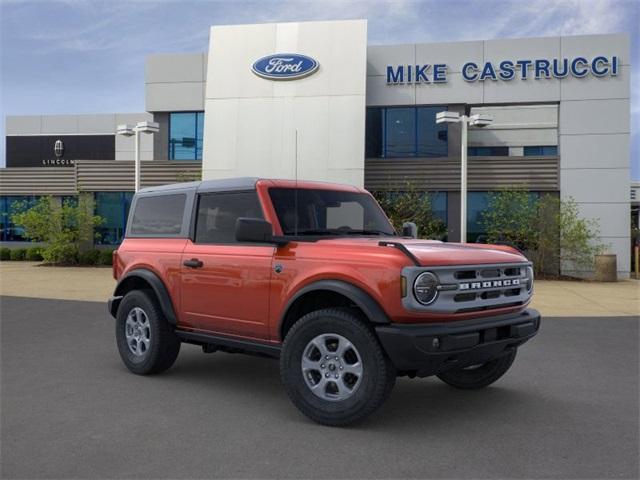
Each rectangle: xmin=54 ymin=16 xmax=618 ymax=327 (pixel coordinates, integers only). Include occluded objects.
xmin=252 ymin=53 xmax=319 ymax=80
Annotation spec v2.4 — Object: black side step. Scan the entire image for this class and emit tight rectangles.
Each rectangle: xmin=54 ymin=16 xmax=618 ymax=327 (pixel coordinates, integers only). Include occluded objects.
xmin=175 ymin=330 xmax=281 ymax=358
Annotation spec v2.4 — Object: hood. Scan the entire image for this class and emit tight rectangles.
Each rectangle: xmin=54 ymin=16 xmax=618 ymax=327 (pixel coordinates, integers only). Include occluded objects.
xmin=314 ymin=237 xmax=527 ymax=266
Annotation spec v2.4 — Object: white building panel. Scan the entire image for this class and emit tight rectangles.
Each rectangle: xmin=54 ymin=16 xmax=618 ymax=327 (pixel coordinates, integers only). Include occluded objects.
xmin=414 ymin=73 xmax=483 ymax=105
xmin=415 ymin=40 xmax=484 ymax=73
xmin=146 ymin=82 xmax=205 ymax=112
xmin=560 ymin=134 xmax=629 ymax=169
xmin=560 ymin=65 xmax=630 ymax=101
xmin=560 ymin=99 xmax=629 ymax=135
xmin=366 ymin=44 xmax=415 ymax=77
xmin=203 ymin=20 xmax=367 ymax=186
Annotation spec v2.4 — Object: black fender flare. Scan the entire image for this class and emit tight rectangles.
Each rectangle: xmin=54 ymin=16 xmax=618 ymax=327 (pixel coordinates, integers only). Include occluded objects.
xmin=279 ymin=279 xmax=391 ymax=336
xmin=110 ymin=269 xmax=178 ymax=325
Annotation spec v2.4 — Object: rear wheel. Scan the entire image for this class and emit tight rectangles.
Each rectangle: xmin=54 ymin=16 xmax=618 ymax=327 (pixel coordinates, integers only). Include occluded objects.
xmin=280 ymin=308 xmax=395 ymax=426
xmin=115 ymin=290 xmax=180 ymax=375
xmin=436 ymin=349 xmax=517 ymax=389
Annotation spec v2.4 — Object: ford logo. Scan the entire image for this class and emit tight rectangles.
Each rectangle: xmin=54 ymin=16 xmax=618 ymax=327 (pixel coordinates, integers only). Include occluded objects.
xmin=252 ymin=53 xmax=319 ymax=80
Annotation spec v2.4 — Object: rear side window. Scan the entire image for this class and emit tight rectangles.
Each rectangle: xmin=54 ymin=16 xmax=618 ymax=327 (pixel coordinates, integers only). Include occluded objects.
xmin=129 ymin=194 xmax=186 ymax=236
xmin=195 ymin=191 xmax=263 ymax=244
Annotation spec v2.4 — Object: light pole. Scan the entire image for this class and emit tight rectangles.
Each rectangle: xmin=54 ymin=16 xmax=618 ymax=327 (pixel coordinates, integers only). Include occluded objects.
xmin=436 ymin=111 xmax=492 ymax=243
xmin=116 ymin=121 xmax=159 ymax=192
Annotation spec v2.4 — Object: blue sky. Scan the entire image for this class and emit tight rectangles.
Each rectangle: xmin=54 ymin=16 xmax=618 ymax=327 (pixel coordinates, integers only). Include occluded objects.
xmin=1 ymin=0 xmax=638 ymax=177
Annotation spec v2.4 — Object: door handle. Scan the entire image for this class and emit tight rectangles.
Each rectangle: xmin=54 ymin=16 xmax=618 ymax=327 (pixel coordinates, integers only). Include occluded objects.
xmin=183 ymin=258 xmax=203 ymax=268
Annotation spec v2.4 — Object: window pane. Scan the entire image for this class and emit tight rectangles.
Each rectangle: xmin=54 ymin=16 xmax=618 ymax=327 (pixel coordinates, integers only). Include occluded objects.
xmin=365 ymin=108 xmax=383 ymax=158
xmin=524 ymin=146 xmax=558 ymax=156
xmin=195 ymin=192 xmax=263 ymax=244
xmin=95 ymin=192 xmax=127 ymax=245
xmin=417 ymin=107 xmax=448 ymax=157
xmin=269 ymin=188 xmax=395 ymax=236
xmin=430 ymin=191 xmax=447 ymax=225
xmin=4 ymin=196 xmax=39 ymax=241
xmin=385 ymin=108 xmax=415 ymax=157
xmin=467 ymin=192 xmax=490 ymax=243
xmin=196 ymin=112 xmax=204 ymax=160
xmin=169 ymin=113 xmax=201 ymax=160
xmin=468 ymin=146 xmax=509 ymax=156
xmin=130 ymin=194 xmax=186 ymax=235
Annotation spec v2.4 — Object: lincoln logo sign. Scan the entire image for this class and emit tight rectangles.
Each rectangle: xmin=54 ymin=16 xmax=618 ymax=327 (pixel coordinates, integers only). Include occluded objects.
xmin=54 ymin=139 xmax=64 ymax=158
xmin=386 ymin=55 xmax=620 ymax=84
xmin=252 ymin=54 xmax=319 ymax=80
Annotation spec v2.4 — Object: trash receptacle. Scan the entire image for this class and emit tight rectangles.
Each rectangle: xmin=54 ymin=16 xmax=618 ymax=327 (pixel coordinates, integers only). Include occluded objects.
xmin=594 ymin=254 xmax=617 ymax=282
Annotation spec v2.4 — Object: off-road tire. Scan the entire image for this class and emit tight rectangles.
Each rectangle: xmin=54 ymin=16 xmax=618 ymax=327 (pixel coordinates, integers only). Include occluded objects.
xmin=436 ymin=348 xmax=517 ymax=390
xmin=280 ymin=308 xmax=396 ymax=426
xmin=116 ymin=289 xmax=181 ymax=375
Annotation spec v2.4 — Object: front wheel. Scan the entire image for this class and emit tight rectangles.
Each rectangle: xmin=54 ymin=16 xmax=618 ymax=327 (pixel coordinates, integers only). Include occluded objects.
xmin=436 ymin=348 xmax=517 ymax=390
xmin=280 ymin=308 xmax=396 ymax=426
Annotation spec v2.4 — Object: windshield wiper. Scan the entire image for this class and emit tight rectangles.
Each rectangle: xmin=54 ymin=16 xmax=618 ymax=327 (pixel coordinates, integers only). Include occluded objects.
xmin=342 ymin=229 xmax=394 ymax=236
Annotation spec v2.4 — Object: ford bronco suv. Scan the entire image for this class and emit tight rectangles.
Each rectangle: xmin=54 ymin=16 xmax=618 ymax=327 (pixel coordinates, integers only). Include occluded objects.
xmin=109 ymin=178 xmax=540 ymax=426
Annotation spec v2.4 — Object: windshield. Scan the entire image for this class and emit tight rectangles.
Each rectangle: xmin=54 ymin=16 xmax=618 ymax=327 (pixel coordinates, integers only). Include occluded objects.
xmin=269 ymin=188 xmax=396 ymax=237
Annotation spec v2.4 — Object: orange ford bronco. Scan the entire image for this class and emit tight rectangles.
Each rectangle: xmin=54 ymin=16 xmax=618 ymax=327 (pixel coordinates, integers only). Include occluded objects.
xmin=109 ymin=178 xmax=540 ymax=426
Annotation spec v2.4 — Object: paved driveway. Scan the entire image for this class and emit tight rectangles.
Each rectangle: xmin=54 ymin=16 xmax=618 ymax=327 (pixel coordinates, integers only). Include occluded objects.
xmin=1 ymin=296 xmax=638 ymax=479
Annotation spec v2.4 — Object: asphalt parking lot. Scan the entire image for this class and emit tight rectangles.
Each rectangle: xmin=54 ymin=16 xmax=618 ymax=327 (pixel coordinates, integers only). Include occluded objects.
xmin=1 ymin=296 xmax=638 ymax=479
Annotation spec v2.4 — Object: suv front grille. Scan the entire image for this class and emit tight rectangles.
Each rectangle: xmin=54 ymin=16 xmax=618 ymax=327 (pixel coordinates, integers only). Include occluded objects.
xmin=402 ymin=262 xmax=533 ymax=314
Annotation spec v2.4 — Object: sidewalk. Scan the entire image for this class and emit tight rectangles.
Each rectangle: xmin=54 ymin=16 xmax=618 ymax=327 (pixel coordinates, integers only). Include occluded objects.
xmin=1 ymin=261 xmax=638 ymax=317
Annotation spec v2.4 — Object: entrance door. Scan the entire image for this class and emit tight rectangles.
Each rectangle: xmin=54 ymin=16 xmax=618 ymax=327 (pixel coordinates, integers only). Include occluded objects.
xmin=180 ymin=190 xmax=274 ymax=340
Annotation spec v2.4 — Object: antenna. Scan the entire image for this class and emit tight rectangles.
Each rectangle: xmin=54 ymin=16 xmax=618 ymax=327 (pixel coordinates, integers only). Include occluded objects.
xmin=294 ymin=129 xmax=299 ymax=236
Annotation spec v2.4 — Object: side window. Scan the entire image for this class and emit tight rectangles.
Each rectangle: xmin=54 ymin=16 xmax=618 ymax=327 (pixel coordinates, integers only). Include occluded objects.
xmin=195 ymin=191 xmax=263 ymax=244
xmin=130 ymin=194 xmax=186 ymax=236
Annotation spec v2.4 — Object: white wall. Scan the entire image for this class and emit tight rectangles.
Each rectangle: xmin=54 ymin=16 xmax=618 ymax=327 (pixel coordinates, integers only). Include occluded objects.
xmin=202 ymin=20 xmax=368 ymax=186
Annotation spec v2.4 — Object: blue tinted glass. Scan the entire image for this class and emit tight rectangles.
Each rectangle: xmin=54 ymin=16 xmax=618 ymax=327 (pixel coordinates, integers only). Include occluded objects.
xmin=524 ymin=146 xmax=557 ymax=156
xmin=385 ymin=108 xmax=416 ymax=157
xmin=95 ymin=192 xmax=133 ymax=245
xmin=430 ymin=191 xmax=447 ymax=224
xmin=467 ymin=192 xmax=490 ymax=242
xmin=169 ymin=112 xmax=204 ymax=160
xmin=417 ymin=107 xmax=448 ymax=157
xmin=469 ymin=146 xmax=508 ymax=156
xmin=196 ymin=112 xmax=204 ymax=160
xmin=1 ymin=196 xmax=39 ymax=241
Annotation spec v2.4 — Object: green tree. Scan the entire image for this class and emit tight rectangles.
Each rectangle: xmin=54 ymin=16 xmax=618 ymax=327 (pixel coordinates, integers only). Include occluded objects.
xmin=480 ymin=188 xmax=605 ymax=276
xmin=10 ymin=196 xmax=104 ymax=265
xmin=481 ymin=187 xmax=538 ymax=250
xmin=372 ymin=183 xmax=447 ymax=240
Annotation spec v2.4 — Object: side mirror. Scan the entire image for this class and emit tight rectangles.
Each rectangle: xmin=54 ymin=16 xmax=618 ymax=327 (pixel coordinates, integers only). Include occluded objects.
xmin=236 ymin=218 xmax=273 ymax=243
xmin=235 ymin=218 xmax=289 ymax=246
xmin=402 ymin=222 xmax=418 ymax=239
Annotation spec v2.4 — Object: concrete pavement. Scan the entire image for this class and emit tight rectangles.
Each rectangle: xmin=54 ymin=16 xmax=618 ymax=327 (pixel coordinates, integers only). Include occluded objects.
xmin=1 ymin=296 xmax=638 ymax=479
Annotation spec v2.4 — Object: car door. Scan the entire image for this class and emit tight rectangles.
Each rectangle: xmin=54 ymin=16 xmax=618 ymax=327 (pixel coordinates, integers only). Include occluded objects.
xmin=180 ymin=190 xmax=274 ymax=340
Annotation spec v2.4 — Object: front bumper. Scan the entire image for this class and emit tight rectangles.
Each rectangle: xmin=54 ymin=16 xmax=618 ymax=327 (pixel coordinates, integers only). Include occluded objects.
xmin=375 ymin=308 xmax=541 ymax=377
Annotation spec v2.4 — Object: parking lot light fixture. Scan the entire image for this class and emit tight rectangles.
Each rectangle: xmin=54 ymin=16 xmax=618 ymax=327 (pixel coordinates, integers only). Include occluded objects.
xmin=116 ymin=121 xmax=159 ymax=192
xmin=436 ymin=111 xmax=493 ymax=242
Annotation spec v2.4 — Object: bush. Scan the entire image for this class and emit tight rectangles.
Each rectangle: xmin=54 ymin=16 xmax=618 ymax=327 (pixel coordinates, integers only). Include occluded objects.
xmin=0 ymin=248 xmax=10 ymax=261
xmin=372 ymin=183 xmax=447 ymax=240
xmin=9 ymin=248 xmax=27 ymax=261
xmin=481 ymin=188 xmax=605 ymax=276
xmin=79 ymin=249 xmax=101 ymax=265
xmin=26 ymin=247 xmax=43 ymax=261
xmin=10 ymin=196 xmax=104 ymax=265
xmin=98 ymin=249 xmax=114 ymax=266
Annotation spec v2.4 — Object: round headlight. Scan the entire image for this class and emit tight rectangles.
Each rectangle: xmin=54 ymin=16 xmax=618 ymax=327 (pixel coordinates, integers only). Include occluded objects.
xmin=413 ymin=272 xmax=439 ymax=305
xmin=526 ymin=266 xmax=534 ymax=294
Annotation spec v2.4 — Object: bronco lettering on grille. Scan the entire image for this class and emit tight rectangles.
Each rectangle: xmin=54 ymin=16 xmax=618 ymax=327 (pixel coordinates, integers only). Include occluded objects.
xmin=459 ymin=279 xmax=520 ymax=290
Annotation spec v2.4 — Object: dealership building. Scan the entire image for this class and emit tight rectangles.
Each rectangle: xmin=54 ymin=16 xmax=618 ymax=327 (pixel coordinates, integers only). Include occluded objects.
xmin=0 ymin=20 xmax=633 ymax=277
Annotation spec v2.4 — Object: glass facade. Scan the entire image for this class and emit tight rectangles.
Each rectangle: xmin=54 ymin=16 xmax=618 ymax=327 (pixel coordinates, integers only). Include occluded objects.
xmin=524 ymin=146 xmax=558 ymax=156
xmin=95 ymin=192 xmax=133 ymax=245
xmin=366 ymin=107 xmax=448 ymax=158
xmin=169 ymin=112 xmax=204 ymax=160
xmin=468 ymin=146 xmax=509 ymax=156
xmin=0 ymin=196 xmax=40 ymax=242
